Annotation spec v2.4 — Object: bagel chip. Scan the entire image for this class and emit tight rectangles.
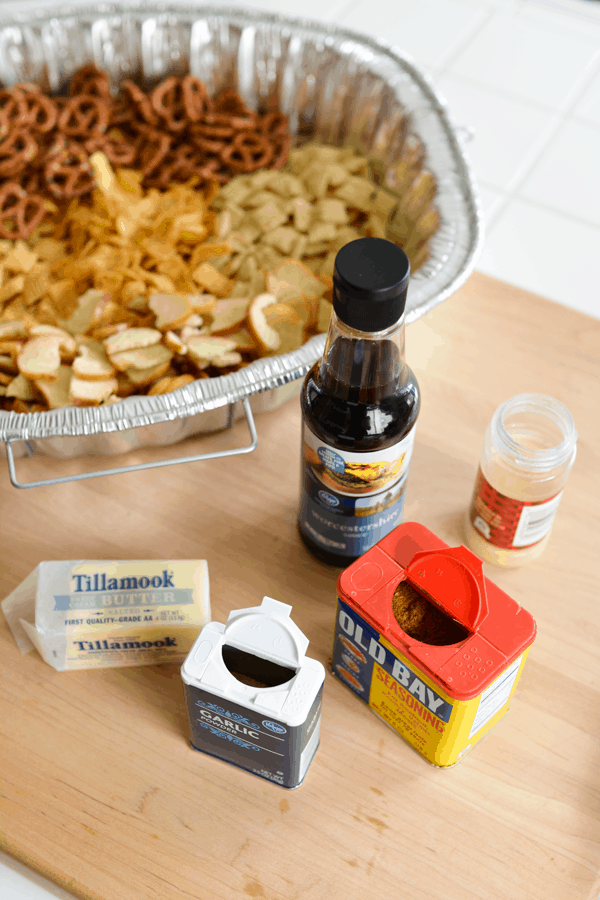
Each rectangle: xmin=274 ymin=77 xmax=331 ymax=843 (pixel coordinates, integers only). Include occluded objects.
xmin=70 ymin=373 xmax=118 ymax=407
xmin=209 ymin=298 xmax=250 ymax=334
xmin=264 ymin=303 xmax=304 ymax=355
xmin=248 ymin=293 xmax=279 ymax=353
xmin=125 ymin=360 xmax=172 ymax=387
xmin=104 ymin=327 xmax=162 ymax=357
xmin=186 ymin=336 xmax=237 ymax=367
xmin=18 ymin=335 xmax=61 ymax=382
xmin=109 ymin=343 xmax=172 ymax=373
xmin=5 ymin=373 xmax=37 ymax=401
xmin=73 ymin=341 xmax=116 ymax=382
xmin=148 ymin=293 xmax=193 ymax=331
xmin=37 ymin=366 xmax=73 ymax=409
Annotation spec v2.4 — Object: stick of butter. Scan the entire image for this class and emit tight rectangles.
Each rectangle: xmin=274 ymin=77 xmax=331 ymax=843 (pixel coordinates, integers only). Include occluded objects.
xmin=1 ymin=560 xmax=210 ymax=671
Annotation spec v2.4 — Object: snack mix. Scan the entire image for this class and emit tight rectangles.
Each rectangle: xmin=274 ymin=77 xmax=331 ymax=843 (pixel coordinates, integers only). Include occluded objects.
xmin=0 ymin=67 xmax=440 ymax=414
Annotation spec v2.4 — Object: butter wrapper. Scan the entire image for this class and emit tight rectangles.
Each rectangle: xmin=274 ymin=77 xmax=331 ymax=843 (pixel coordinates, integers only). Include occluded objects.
xmin=1 ymin=560 xmax=210 ymax=671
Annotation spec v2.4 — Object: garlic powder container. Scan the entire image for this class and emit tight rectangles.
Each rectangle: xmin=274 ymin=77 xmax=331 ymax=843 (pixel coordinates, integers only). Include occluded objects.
xmin=181 ymin=597 xmax=324 ymax=788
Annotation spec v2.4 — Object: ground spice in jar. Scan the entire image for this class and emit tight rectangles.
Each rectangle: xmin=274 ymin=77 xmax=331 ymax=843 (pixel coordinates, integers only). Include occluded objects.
xmin=392 ymin=580 xmax=469 ymax=646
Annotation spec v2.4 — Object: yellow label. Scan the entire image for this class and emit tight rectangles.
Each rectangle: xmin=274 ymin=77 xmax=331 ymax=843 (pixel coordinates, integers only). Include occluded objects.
xmin=57 ymin=560 xmax=209 ymax=670
xmin=331 ymin=595 xmax=530 ymax=767
xmin=2 ymin=559 xmax=212 ymax=671
xmin=372 ymin=636 xmax=529 ymax=766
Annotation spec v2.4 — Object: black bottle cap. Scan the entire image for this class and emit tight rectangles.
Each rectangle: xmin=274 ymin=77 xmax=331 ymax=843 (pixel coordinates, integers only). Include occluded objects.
xmin=333 ymin=237 xmax=410 ymax=332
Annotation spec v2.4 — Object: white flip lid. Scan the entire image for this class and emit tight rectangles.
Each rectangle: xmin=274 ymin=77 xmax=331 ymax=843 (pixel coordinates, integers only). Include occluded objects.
xmin=224 ymin=596 xmax=309 ymax=667
xmin=181 ymin=597 xmax=324 ymax=727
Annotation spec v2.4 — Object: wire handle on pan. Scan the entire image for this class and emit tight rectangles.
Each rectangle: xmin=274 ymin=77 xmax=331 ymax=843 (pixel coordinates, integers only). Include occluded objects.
xmin=5 ymin=397 xmax=258 ymax=490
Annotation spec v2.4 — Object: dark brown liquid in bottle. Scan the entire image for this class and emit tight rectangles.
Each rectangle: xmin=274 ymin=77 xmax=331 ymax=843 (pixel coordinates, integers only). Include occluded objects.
xmin=299 ymin=333 xmax=420 ymax=565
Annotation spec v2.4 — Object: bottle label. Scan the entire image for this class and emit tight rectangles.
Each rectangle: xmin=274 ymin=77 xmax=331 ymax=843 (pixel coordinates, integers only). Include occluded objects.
xmin=299 ymin=423 xmax=416 ymax=558
xmin=469 ymin=468 xmax=563 ymax=549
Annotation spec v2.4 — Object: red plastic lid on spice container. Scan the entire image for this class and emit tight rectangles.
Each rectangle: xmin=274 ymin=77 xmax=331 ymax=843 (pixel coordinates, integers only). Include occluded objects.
xmin=337 ymin=522 xmax=537 ymax=701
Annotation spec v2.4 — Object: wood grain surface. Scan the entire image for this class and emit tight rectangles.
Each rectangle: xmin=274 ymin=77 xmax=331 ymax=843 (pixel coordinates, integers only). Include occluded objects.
xmin=1 ymin=272 xmax=598 ymax=900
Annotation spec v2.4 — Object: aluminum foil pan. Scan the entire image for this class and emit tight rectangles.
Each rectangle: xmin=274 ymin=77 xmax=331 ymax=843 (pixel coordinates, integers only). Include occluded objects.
xmin=0 ymin=2 xmax=483 ymax=462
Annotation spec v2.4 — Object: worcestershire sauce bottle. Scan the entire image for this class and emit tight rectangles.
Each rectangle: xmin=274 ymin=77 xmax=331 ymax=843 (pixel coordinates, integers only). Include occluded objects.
xmin=298 ymin=237 xmax=420 ymax=565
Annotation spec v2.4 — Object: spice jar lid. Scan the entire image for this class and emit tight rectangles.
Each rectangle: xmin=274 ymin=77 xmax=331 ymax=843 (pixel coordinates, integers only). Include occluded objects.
xmin=337 ymin=522 xmax=537 ymax=700
xmin=405 ymin=546 xmax=489 ymax=633
xmin=181 ymin=597 xmax=324 ymax=726
xmin=333 ymin=237 xmax=410 ymax=332
xmin=224 ymin=596 xmax=309 ymax=668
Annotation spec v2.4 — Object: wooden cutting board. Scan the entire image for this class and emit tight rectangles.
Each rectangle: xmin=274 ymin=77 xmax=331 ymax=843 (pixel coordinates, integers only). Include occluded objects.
xmin=1 ymin=273 xmax=599 ymax=900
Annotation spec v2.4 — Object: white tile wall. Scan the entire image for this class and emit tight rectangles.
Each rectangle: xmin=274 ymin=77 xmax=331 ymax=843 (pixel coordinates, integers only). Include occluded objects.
xmin=437 ymin=74 xmax=559 ymax=189
xmin=477 ymin=198 xmax=600 ymax=317
xmin=520 ymin=119 xmax=600 ymax=226
xmin=573 ymin=68 xmax=600 ymax=125
xmin=1 ymin=0 xmax=599 ymax=896
xmin=336 ymin=0 xmax=600 ymax=319
xmin=448 ymin=10 xmax=600 ymax=109
xmin=338 ymin=0 xmax=489 ymax=70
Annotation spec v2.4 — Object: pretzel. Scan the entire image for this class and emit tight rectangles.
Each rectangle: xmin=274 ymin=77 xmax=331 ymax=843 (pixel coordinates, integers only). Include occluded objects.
xmin=16 ymin=87 xmax=58 ymax=134
xmin=190 ymin=129 xmax=226 ymax=157
xmin=193 ymin=121 xmax=235 ymax=141
xmin=44 ymin=141 xmax=96 ymax=198
xmin=0 ymin=67 xmax=292 ymax=239
xmin=120 ymin=80 xmax=158 ymax=128
xmin=70 ymin=64 xmax=111 ymax=99
xmin=270 ymin=134 xmax=290 ymax=171
xmin=0 ymin=129 xmax=38 ymax=178
xmin=182 ymin=75 xmax=212 ymax=123
xmin=260 ymin=110 xmax=288 ymax=140
xmin=59 ymin=95 xmax=110 ymax=139
xmin=168 ymin=143 xmax=204 ymax=179
xmin=148 ymin=143 xmax=225 ymax=188
xmin=94 ymin=131 xmax=138 ymax=168
xmin=0 ymin=91 xmax=28 ymax=139
xmin=212 ymin=88 xmax=252 ymax=119
xmin=195 ymin=156 xmax=229 ymax=184
xmin=0 ymin=182 xmax=45 ymax=240
xmin=137 ymin=131 xmax=172 ymax=178
xmin=220 ymin=131 xmax=274 ymax=173
xmin=22 ymin=167 xmax=46 ymax=195
xmin=144 ymin=145 xmax=191 ymax=189
xmin=150 ymin=77 xmax=187 ymax=132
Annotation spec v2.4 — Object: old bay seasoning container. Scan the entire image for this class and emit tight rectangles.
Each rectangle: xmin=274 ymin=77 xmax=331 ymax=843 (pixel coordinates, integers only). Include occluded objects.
xmin=298 ymin=237 xmax=420 ymax=566
xmin=332 ymin=522 xmax=536 ymax=766
xmin=182 ymin=597 xmax=324 ymax=788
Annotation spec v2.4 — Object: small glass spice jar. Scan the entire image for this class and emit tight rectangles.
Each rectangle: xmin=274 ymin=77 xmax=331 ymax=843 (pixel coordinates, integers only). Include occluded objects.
xmin=465 ymin=393 xmax=577 ymax=567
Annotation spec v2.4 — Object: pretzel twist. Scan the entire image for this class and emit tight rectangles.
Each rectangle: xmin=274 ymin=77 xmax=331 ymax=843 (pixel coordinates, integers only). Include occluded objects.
xmin=137 ymin=130 xmax=172 ymax=178
xmin=220 ymin=130 xmax=274 ymax=173
xmin=120 ymin=81 xmax=158 ymax=128
xmin=0 ymin=91 xmax=28 ymax=139
xmin=44 ymin=140 xmax=96 ymax=198
xmin=70 ymin=64 xmax=111 ymax=99
xmin=59 ymin=95 xmax=110 ymax=139
xmin=151 ymin=77 xmax=187 ymax=133
xmin=0 ymin=182 xmax=45 ymax=240
xmin=0 ymin=129 xmax=39 ymax=178
xmin=182 ymin=75 xmax=212 ymax=122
